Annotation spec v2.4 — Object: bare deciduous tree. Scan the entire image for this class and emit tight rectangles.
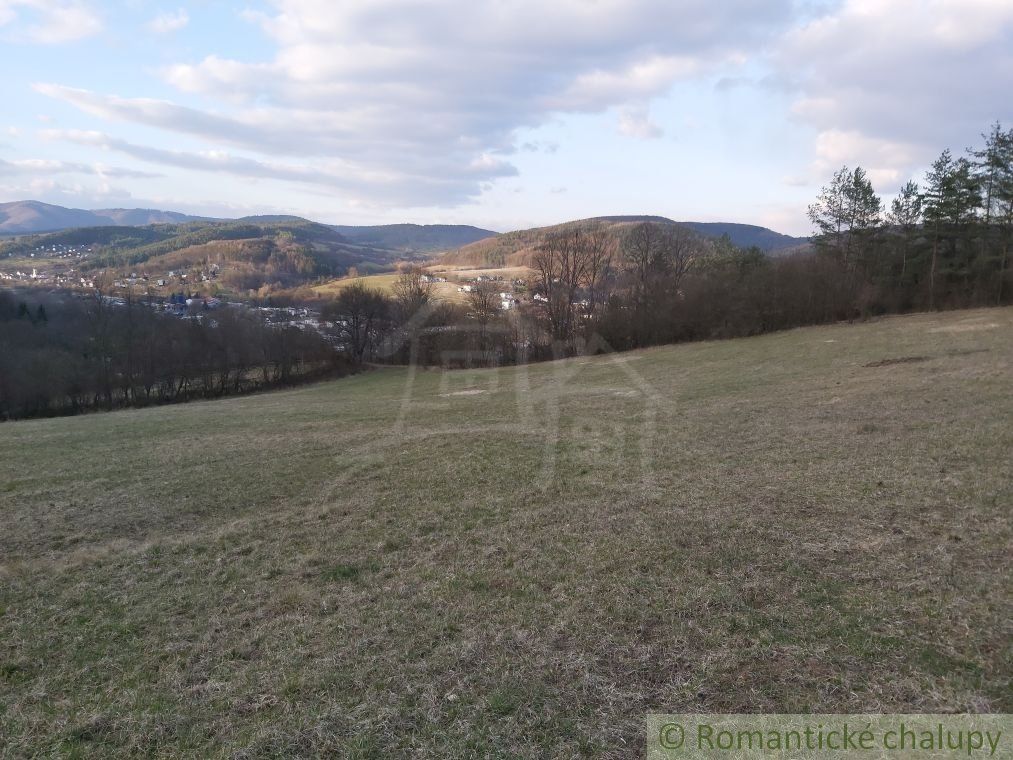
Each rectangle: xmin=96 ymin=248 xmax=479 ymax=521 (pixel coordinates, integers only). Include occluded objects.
xmin=392 ymin=265 xmax=433 ymax=323
xmin=322 ymin=283 xmax=391 ymax=363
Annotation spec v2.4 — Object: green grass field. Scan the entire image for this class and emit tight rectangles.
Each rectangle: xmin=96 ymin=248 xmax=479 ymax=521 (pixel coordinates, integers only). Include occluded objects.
xmin=1 ymin=308 xmax=1010 ymax=757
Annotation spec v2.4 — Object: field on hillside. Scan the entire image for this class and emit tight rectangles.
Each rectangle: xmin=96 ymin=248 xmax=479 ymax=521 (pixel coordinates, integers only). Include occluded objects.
xmin=312 ymin=273 xmax=465 ymax=302
xmin=1 ymin=308 xmax=1011 ymax=756
xmin=427 ymin=264 xmax=534 ymax=281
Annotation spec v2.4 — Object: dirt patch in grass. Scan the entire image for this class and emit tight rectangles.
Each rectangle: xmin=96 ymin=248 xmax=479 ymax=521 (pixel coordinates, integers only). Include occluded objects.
xmin=864 ymin=355 xmax=930 ymax=367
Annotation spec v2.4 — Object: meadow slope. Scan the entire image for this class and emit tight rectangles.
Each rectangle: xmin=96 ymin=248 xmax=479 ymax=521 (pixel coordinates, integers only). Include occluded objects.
xmin=1 ymin=308 xmax=1011 ymax=757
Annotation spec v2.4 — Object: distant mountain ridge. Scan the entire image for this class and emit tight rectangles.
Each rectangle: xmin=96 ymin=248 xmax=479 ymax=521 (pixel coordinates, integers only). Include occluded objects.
xmin=1 ymin=202 xmax=806 ymax=264
xmin=332 ymin=223 xmax=497 ymax=253
xmin=591 ymin=216 xmax=808 ymax=252
xmin=440 ymin=215 xmax=810 ymax=268
xmin=0 ymin=201 xmax=206 ymax=234
xmin=0 ymin=201 xmax=499 ymax=254
xmin=677 ymin=222 xmax=809 ymax=252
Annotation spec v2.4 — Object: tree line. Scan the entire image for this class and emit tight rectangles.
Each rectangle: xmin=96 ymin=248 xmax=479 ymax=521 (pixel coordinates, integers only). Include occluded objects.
xmin=0 ymin=290 xmax=350 ymax=421
xmin=322 ymin=123 xmax=1011 ymax=365
xmin=4 ymin=124 xmax=1008 ymax=419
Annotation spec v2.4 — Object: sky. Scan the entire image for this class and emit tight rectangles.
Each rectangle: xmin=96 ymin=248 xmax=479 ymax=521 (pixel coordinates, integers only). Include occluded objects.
xmin=1 ymin=0 xmax=1011 ymax=236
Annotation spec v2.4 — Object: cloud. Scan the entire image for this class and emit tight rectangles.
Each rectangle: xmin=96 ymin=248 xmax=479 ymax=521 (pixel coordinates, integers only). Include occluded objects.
xmin=0 ymin=156 xmax=160 ymax=179
xmin=42 ymin=129 xmax=509 ymax=206
xmin=0 ymin=0 xmax=100 ymax=43
xmin=0 ymin=178 xmax=134 ymax=204
xmin=618 ymin=105 xmax=663 ymax=139
xmin=778 ymin=0 xmax=1013 ymax=189
xmin=812 ymin=130 xmax=923 ymax=187
xmin=37 ymin=0 xmax=793 ymax=206
xmin=148 ymin=8 xmax=188 ymax=34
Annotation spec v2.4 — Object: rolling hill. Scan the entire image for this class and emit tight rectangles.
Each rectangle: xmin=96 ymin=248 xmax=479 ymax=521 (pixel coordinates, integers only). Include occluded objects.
xmin=0 ymin=201 xmax=498 ymax=254
xmin=1 ymin=307 xmax=1009 ymax=755
xmin=439 ymin=215 xmax=809 ymax=268
xmin=675 ymin=221 xmax=808 ymax=251
xmin=331 ymin=223 xmax=497 ymax=252
xmin=585 ymin=216 xmax=809 ymax=252
xmin=0 ymin=201 xmax=205 ymax=235
xmin=0 ymin=217 xmax=400 ymax=293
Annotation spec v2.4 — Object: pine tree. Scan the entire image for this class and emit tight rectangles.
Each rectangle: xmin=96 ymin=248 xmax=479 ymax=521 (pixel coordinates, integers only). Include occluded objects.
xmin=970 ymin=123 xmax=1013 ymax=302
xmin=888 ymin=180 xmax=922 ymax=279
xmin=808 ymin=165 xmax=881 ymax=269
xmin=923 ymin=150 xmax=983 ymax=305
xmin=808 ymin=166 xmax=850 ymax=254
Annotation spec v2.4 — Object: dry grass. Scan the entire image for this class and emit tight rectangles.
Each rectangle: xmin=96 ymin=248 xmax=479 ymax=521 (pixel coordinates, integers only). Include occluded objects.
xmin=312 ymin=273 xmax=465 ymax=303
xmin=1 ymin=308 xmax=1010 ymax=757
xmin=426 ymin=265 xmax=534 ymax=280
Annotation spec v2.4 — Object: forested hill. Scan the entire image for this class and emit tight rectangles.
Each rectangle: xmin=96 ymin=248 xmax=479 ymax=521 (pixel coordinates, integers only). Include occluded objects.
xmin=0 ymin=202 xmax=498 ymax=254
xmin=331 ymin=223 xmax=497 ymax=252
xmin=439 ymin=216 xmax=807 ymax=267
xmin=592 ymin=216 xmax=807 ymax=252
xmin=0 ymin=201 xmax=205 ymax=234
xmin=678 ymin=222 xmax=809 ymax=252
xmin=0 ymin=217 xmax=404 ymax=293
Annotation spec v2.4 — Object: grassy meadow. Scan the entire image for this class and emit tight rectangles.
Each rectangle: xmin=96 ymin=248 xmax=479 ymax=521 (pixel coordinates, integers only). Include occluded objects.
xmin=1 ymin=308 xmax=1011 ymax=757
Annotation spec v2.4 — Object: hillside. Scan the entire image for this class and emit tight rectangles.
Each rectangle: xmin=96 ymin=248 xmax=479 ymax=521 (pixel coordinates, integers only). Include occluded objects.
xmin=439 ymin=224 xmax=551 ymax=267
xmin=0 ymin=201 xmax=497 ymax=254
xmin=0 ymin=201 xmax=205 ymax=234
xmin=331 ymin=223 xmax=497 ymax=253
xmin=0 ymin=217 xmax=411 ymax=292
xmin=440 ymin=216 xmax=808 ymax=267
xmin=1 ymin=307 xmax=1009 ymax=755
xmin=583 ymin=216 xmax=809 ymax=251
xmin=679 ymin=221 xmax=810 ymax=252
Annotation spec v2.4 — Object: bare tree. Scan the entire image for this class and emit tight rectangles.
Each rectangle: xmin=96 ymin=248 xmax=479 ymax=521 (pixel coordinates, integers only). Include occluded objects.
xmin=532 ymin=224 xmax=591 ymax=344
xmin=392 ymin=265 xmax=433 ymax=323
xmin=323 ymin=283 xmax=391 ymax=363
xmin=620 ymin=222 xmax=702 ymax=345
xmin=581 ymin=221 xmax=617 ymax=316
xmin=622 ymin=223 xmax=695 ymax=298
xmin=467 ymin=281 xmax=501 ymax=327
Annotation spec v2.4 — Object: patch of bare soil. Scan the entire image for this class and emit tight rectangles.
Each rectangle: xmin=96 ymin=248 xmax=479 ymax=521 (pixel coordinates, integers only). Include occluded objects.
xmin=864 ymin=356 xmax=929 ymax=367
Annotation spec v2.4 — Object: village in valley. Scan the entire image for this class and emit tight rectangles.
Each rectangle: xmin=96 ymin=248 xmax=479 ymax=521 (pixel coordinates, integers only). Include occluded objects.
xmin=0 ymin=234 xmax=548 ymax=349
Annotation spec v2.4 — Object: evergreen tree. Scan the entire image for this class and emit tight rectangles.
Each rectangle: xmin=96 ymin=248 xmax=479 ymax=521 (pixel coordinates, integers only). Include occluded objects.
xmin=808 ymin=165 xmax=881 ymax=268
xmin=808 ymin=166 xmax=850 ymax=255
xmin=923 ymin=150 xmax=983 ymax=305
xmin=888 ymin=180 xmax=922 ymax=280
xmin=970 ymin=123 xmax=1013 ymax=302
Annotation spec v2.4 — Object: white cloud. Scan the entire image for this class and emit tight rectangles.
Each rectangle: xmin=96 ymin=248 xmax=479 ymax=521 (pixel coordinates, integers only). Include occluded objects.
xmin=0 ymin=178 xmax=133 ymax=204
xmin=812 ymin=130 xmax=922 ymax=187
xmin=41 ymin=129 xmax=504 ymax=205
xmin=0 ymin=156 xmax=160 ymax=179
xmin=0 ymin=0 xmax=100 ymax=43
xmin=148 ymin=8 xmax=188 ymax=34
xmin=37 ymin=0 xmax=793 ymax=206
xmin=618 ymin=105 xmax=663 ymax=139
xmin=779 ymin=0 xmax=1013 ymax=189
